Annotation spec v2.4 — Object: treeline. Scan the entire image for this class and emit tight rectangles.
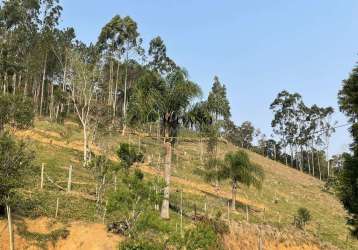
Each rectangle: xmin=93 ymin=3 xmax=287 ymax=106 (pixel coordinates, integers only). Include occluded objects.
xmin=225 ymin=91 xmax=339 ymax=182
xmin=0 ymin=0 xmax=340 ymax=182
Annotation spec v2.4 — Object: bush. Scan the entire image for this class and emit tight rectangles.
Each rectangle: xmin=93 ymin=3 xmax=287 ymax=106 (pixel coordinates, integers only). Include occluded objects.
xmin=294 ymin=207 xmax=311 ymax=229
xmin=116 ymin=143 xmax=144 ymax=171
xmin=0 ymin=95 xmax=34 ymax=131
xmin=119 ymin=239 xmax=163 ymax=250
xmin=170 ymin=218 xmax=227 ymax=250
xmin=0 ymin=133 xmax=34 ymax=211
xmin=107 ymin=171 xmax=164 ymax=237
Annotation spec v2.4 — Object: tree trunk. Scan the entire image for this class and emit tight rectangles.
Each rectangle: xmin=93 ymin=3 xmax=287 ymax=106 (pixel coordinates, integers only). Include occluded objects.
xmin=6 ymin=204 xmax=14 ymax=250
xmin=161 ymin=141 xmax=172 ymax=219
xmin=23 ymin=77 xmax=28 ymax=98
xmin=40 ymin=52 xmax=48 ymax=116
xmin=200 ymin=137 xmax=203 ymax=164
xmin=232 ymin=182 xmax=237 ymax=210
xmin=3 ymin=72 xmax=7 ymax=95
xmin=83 ymin=124 xmax=88 ymax=164
xmin=50 ymin=82 xmax=54 ymax=120
xmin=317 ymin=152 xmax=322 ymax=181
xmin=122 ymin=51 xmax=129 ymax=136
xmin=307 ymin=147 xmax=311 ymax=175
xmin=63 ymin=53 xmax=67 ymax=92
xmin=12 ymin=73 xmax=16 ymax=95
xmin=113 ymin=62 xmax=120 ymax=120
xmin=311 ymin=150 xmax=315 ymax=177
xmin=108 ymin=60 xmax=113 ymax=105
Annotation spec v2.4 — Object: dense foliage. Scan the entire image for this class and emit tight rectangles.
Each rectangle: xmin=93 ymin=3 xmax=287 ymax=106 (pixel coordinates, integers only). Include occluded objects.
xmin=0 ymin=133 xmax=34 ymax=214
xmin=337 ymin=62 xmax=358 ymax=236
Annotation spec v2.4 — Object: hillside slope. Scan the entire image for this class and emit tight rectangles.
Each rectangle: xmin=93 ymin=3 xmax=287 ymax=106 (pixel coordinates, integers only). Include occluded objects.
xmin=1 ymin=119 xmax=355 ymax=249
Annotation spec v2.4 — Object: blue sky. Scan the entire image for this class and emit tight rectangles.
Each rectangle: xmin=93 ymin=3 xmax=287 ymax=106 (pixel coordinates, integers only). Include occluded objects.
xmin=60 ymin=0 xmax=358 ymax=156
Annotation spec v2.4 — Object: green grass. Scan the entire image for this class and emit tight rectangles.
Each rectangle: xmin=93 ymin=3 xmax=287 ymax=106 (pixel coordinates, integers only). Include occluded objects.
xmin=11 ymin=118 xmax=358 ymax=249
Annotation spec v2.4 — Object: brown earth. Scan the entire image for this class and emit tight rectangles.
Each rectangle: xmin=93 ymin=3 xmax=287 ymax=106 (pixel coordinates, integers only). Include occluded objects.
xmin=0 ymin=217 xmax=122 ymax=250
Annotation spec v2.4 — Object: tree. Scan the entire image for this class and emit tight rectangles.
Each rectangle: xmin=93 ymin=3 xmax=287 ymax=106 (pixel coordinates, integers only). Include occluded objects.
xmin=205 ymin=76 xmax=231 ymax=187
xmin=270 ymin=90 xmax=301 ymax=168
xmin=337 ymin=61 xmax=358 ymax=237
xmin=220 ymin=150 xmax=264 ymax=210
xmin=207 ymin=76 xmax=230 ymax=123
xmin=0 ymin=94 xmax=34 ymax=132
xmin=148 ymin=36 xmax=177 ymax=75
xmin=97 ymin=15 xmax=143 ymax=127
xmin=238 ymin=121 xmax=255 ymax=148
xmin=159 ymin=69 xmax=201 ymax=219
xmin=67 ymin=47 xmax=101 ymax=165
xmin=129 ymin=68 xmax=201 ymax=219
xmin=88 ymin=155 xmax=111 ymax=213
xmin=107 ymin=169 xmax=164 ymax=237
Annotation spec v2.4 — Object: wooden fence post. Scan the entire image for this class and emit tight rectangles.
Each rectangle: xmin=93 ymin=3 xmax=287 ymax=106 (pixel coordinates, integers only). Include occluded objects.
xmin=258 ymin=227 xmax=263 ymax=250
xmin=180 ymin=189 xmax=183 ymax=237
xmin=67 ymin=165 xmax=72 ymax=193
xmin=138 ymin=136 xmax=141 ymax=151
xmin=114 ymin=175 xmax=117 ymax=192
xmin=6 ymin=204 xmax=14 ymax=250
xmin=204 ymin=196 xmax=207 ymax=214
xmin=40 ymin=163 xmax=45 ymax=189
xmin=103 ymin=200 xmax=108 ymax=224
xmin=246 ymin=204 xmax=249 ymax=222
xmin=55 ymin=198 xmax=59 ymax=218
xmin=200 ymin=138 xmax=203 ymax=164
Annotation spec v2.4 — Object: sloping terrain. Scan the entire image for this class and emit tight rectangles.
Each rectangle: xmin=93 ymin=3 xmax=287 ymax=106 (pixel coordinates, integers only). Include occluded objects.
xmin=0 ymin=217 xmax=122 ymax=249
xmin=0 ymin=119 xmax=355 ymax=249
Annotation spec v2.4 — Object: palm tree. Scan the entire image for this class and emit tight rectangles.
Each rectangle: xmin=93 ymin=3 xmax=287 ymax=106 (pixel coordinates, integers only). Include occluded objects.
xmin=128 ymin=68 xmax=201 ymax=219
xmin=220 ymin=150 xmax=264 ymax=210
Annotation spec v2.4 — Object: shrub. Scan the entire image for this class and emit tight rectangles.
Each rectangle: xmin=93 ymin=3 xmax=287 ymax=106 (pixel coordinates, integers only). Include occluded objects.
xmin=119 ymin=239 xmax=163 ymax=250
xmin=0 ymin=133 xmax=34 ymax=214
xmin=294 ymin=207 xmax=311 ymax=229
xmin=170 ymin=218 xmax=227 ymax=250
xmin=116 ymin=143 xmax=144 ymax=171
xmin=107 ymin=171 xmax=164 ymax=237
xmin=0 ymin=95 xmax=34 ymax=132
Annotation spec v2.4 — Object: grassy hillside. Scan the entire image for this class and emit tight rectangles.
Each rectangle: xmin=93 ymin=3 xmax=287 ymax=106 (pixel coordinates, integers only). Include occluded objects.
xmin=1 ymin=118 xmax=355 ymax=249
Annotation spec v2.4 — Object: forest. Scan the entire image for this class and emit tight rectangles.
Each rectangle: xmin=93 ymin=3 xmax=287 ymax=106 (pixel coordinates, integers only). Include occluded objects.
xmin=1 ymin=0 xmax=358 ymax=249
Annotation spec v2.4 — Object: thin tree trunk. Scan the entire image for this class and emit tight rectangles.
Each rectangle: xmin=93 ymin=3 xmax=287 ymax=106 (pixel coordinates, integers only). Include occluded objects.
xmin=311 ymin=150 xmax=315 ymax=177
xmin=307 ymin=147 xmax=311 ymax=175
xmin=40 ymin=52 xmax=48 ymax=116
xmin=317 ymin=152 xmax=322 ymax=181
xmin=122 ymin=50 xmax=129 ymax=136
xmin=232 ymin=182 xmax=237 ymax=210
xmin=3 ymin=72 xmax=7 ymax=95
xmin=63 ymin=53 xmax=67 ymax=92
xmin=50 ymin=82 xmax=54 ymax=120
xmin=12 ymin=73 xmax=16 ymax=95
xmin=200 ymin=137 xmax=203 ymax=164
xmin=113 ymin=62 xmax=119 ymax=120
xmin=108 ymin=60 xmax=113 ymax=105
xmin=83 ymin=124 xmax=88 ymax=164
xmin=6 ymin=204 xmax=14 ymax=250
xmin=160 ymin=141 xmax=172 ymax=219
xmin=23 ymin=77 xmax=28 ymax=98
